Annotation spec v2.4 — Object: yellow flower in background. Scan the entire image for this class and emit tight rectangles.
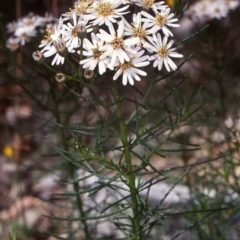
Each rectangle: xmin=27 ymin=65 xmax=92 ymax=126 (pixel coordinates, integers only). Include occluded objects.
xmin=3 ymin=145 xmax=14 ymax=158
xmin=166 ymin=0 xmax=172 ymax=7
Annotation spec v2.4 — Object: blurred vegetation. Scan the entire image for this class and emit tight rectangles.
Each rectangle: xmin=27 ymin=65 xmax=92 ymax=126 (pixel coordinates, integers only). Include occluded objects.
xmin=0 ymin=0 xmax=240 ymax=239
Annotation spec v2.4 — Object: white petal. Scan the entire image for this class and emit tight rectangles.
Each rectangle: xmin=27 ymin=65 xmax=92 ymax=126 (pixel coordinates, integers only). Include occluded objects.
xmin=124 ymin=37 xmax=139 ymax=46
xmin=113 ymin=68 xmax=123 ymax=80
xmin=111 ymin=51 xmax=118 ymax=66
xmin=122 ymin=72 xmax=128 ymax=85
xmin=134 ymin=61 xmax=149 ymax=67
xmin=117 ymin=20 xmax=124 ymax=38
xmin=163 ymin=59 xmax=171 ymax=71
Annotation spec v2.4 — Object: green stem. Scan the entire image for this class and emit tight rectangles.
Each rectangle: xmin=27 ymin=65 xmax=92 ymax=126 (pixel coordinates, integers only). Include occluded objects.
xmin=112 ymin=83 xmax=141 ymax=240
xmin=211 ymin=37 xmax=226 ymax=118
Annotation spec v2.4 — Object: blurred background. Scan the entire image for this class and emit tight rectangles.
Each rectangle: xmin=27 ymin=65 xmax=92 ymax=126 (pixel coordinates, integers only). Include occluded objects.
xmin=1 ymin=0 xmax=240 ymax=239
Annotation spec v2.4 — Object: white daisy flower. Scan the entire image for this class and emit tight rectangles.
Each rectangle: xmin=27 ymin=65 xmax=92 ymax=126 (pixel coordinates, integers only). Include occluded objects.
xmin=6 ymin=37 xmax=20 ymax=51
xmin=6 ymin=21 xmax=18 ymax=33
xmin=122 ymin=12 xmax=154 ymax=45
xmin=18 ymin=13 xmax=42 ymax=29
xmin=224 ymin=0 xmax=239 ymax=10
xmin=185 ymin=0 xmax=238 ymax=21
xmin=141 ymin=7 xmax=179 ymax=37
xmin=41 ymin=40 xmax=66 ymax=65
xmin=185 ymin=1 xmax=209 ymax=22
xmin=207 ymin=0 xmax=228 ymax=20
xmin=14 ymin=24 xmax=36 ymax=45
xmin=62 ymin=0 xmax=94 ymax=21
xmin=61 ymin=14 xmax=92 ymax=51
xmin=61 ymin=9 xmax=76 ymax=22
xmin=144 ymin=33 xmax=183 ymax=72
xmin=86 ymin=0 xmax=129 ymax=26
xmin=133 ymin=0 xmax=167 ymax=11
xmin=97 ymin=20 xmax=140 ymax=66
xmin=79 ymin=33 xmax=112 ymax=75
xmin=74 ymin=0 xmax=94 ymax=15
xmin=39 ymin=19 xmax=63 ymax=48
xmin=113 ymin=48 xmax=150 ymax=85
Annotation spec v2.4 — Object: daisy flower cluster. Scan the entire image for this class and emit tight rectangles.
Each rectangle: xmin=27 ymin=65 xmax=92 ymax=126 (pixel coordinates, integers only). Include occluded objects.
xmin=35 ymin=0 xmax=183 ymax=86
xmin=185 ymin=0 xmax=239 ymax=22
xmin=6 ymin=12 xmax=55 ymax=51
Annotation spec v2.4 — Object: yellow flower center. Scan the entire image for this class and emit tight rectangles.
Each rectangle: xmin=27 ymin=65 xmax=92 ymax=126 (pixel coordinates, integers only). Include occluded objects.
xmin=142 ymin=0 xmax=155 ymax=9
xmin=43 ymin=25 xmax=60 ymax=42
xmin=155 ymin=14 xmax=168 ymax=27
xmin=97 ymin=2 xmax=113 ymax=17
xmin=71 ymin=27 xmax=79 ymax=37
xmin=157 ymin=46 xmax=169 ymax=57
xmin=75 ymin=2 xmax=88 ymax=15
xmin=111 ymin=37 xmax=124 ymax=49
xmin=92 ymin=48 xmax=102 ymax=59
xmin=120 ymin=62 xmax=133 ymax=71
xmin=132 ymin=27 xmax=145 ymax=39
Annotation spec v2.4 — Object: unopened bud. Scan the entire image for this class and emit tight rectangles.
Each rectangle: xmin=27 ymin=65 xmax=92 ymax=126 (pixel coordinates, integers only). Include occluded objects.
xmin=32 ymin=50 xmax=44 ymax=62
xmin=84 ymin=69 xmax=94 ymax=80
xmin=55 ymin=73 xmax=66 ymax=83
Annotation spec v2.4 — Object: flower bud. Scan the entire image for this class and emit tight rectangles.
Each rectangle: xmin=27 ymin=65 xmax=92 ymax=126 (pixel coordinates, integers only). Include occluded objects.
xmin=32 ymin=50 xmax=44 ymax=62
xmin=84 ymin=69 xmax=94 ymax=80
xmin=55 ymin=73 xmax=66 ymax=83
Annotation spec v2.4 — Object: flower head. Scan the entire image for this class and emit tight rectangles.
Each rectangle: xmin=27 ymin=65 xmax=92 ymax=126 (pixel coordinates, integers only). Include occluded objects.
xmin=5 ymin=12 xmax=56 ymax=51
xmin=39 ymin=20 xmax=63 ymax=48
xmin=80 ymin=33 xmax=112 ymax=74
xmin=113 ymin=48 xmax=149 ymax=85
xmin=97 ymin=20 xmax=140 ymax=66
xmin=122 ymin=12 xmax=154 ymax=45
xmin=185 ymin=0 xmax=239 ymax=22
xmin=61 ymin=14 xmax=92 ymax=51
xmin=133 ymin=0 xmax=167 ymax=11
xmin=6 ymin=37 xmax=20 ymax=51
xmin=86 ymin=0 xmax=129 ymax=26
xmin=144 ymin=33 xmax=183 ymax=71
xmin=41 ymin=39 xmax=66 ymax=65
xmin=14 ymin=24 xmax=36 ymax=45
xmin=141 ymin=7 xmax=179 ymax=37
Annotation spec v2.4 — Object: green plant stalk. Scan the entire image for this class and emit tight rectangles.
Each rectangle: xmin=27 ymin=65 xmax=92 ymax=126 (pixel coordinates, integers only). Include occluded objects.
xmin=211 ymin=36 xmax=226 ymax=117
xmin=51 ymin=82 xmax=92 ymax=240
xmin=112 ymin=83 xmax=141 ymax=240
